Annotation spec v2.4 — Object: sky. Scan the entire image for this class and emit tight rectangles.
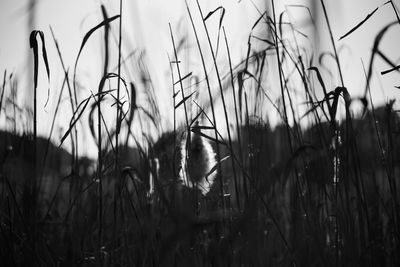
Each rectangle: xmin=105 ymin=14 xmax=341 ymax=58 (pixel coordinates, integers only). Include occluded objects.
xmin=0 ymin=0 xmax=400 ymax=158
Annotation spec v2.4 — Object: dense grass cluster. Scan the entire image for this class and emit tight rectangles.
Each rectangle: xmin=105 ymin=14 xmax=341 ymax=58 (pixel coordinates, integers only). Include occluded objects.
xmin=1 ymin=0 xmax=400 ymax=266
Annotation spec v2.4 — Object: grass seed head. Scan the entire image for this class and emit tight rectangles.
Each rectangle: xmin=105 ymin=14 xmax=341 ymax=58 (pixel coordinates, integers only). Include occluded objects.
xmin=179 ymin=127 xmax=217 ymax=195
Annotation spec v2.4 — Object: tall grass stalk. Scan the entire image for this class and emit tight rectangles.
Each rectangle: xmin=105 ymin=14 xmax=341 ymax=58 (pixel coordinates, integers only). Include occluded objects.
xmin=186 ymin=2 xmax=226 ymax=218
xmin=223 ymin=27 xmax=248 ymax=204
xmin=115 ymin=0 xmax=122 ymax=176
xmin=96 ymin=7 xmax=112 ymax=257
xmin=195 ymin=0 xmax=240 ymax=210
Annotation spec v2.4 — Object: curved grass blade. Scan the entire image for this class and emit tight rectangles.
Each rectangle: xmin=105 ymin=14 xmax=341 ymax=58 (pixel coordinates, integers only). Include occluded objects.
xmin=30 ymin=31 xmax=50 ymax=87
xmin=30 ymin=30 xmax=51 ymax=109
xmin=309 ymin=67 xmax=327 ymax=95
xmin=339 ymin=7 xmax=379 ymax=40
xmin=203 ymin=6 xmax=225 ymax=56
xmin=127 ymin=82 xmax=137 ymax=126
xmin=364 ymin=21 xmax=397 ymax=97
xmin=205 ymin=155 xmax=231 ymax=181
xmin=60 ymin=96 xmax=92 ymax=146
xmin=320 ymin=0 xmax=344 ymax=86
xmin=308 ymin=66 xmax=335 ymax=120
xmin=73 ymin=14 xmax=120 ymax=90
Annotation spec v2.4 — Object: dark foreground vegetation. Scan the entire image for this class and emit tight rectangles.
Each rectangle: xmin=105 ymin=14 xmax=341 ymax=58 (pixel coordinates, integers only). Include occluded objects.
xmin=1 ymin=0 xmax=400 ymax=266
xmin=1 ymin=105 xmax=399 ymax=266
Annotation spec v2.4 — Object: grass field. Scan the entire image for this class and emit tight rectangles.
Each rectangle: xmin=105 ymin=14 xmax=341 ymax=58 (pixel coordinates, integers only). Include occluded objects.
xmin=1 ymin=0 xmax=400 ymax=266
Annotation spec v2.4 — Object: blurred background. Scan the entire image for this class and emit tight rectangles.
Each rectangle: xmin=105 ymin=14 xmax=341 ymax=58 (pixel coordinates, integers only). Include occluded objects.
xmin=0 ymin=0 xmax=399 ymax=157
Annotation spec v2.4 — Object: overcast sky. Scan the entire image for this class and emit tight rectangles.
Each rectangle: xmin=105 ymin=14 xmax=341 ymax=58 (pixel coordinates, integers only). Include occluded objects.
xmin=1 ymin=0 xmax=399 ymax=157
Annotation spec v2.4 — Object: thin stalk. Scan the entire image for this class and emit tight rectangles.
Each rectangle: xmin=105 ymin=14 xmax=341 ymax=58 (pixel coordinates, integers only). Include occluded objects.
xmin=169 ymin=23 xmax=189 ymax=129
xmin=363 ymin=62 xmax=400 ymax=249
xmin=33 ymin=44 xmax=37 ymax=227
xmin=195 ymin=0 xmax=237 ymax=210
xmin=97 ymin=90 xmax=103 ymax=260
xmin=113 ymin=1 xmax=122 ymax=260
xmin=169 ymin=24 xmax=193 ymax=211
xmin=319 ymin=0 xmax=344 ymax=87
xmin=49 ymin=26 xmax=78 ymax=179
xmin=270 ymin=0 xmax=298 ymax=264
xmin=186 ymin=2 xmax=225 ymax=214
xmin=223 ymin=27 xmax=248 ymax=205
xmin=389 ymin=0 xmax=400 ymax=24
xmin=115 ymin=0 xmax=122 ymax=175
xmin=319 ymin=2 xmax=347 ymax=264
xmin=0 ymin=70 xmax=6 ymax=114
xmin=97 ymin=5 xmax=111 ymax=256
xmin=167 ymin=54 xmax=177 ymax=176
xmin=38 ymin=73 xmax=68 ymax=194
xmin=269 ymin=0 xmax=293 ymax=151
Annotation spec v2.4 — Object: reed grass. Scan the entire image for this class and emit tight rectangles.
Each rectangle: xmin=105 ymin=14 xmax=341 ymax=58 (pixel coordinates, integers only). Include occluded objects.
xmin=0 ymin=1 xmax=400 ymax=266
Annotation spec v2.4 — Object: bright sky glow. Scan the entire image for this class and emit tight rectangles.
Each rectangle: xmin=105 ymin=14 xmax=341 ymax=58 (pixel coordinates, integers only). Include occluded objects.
xmin=1 ymin=0 xmax=399 ymax=158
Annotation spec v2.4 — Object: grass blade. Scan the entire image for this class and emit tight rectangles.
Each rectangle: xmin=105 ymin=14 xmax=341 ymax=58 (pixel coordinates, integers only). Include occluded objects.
xmin=59 ymin=96 xmax=91 ymax=146
xmin=73 ymin=14 xmax=120 ymax=91
xmin=174 ymin=91 xmax=196 ymax=109
xmin=339 ymin=7 xmax=379 ymax=40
